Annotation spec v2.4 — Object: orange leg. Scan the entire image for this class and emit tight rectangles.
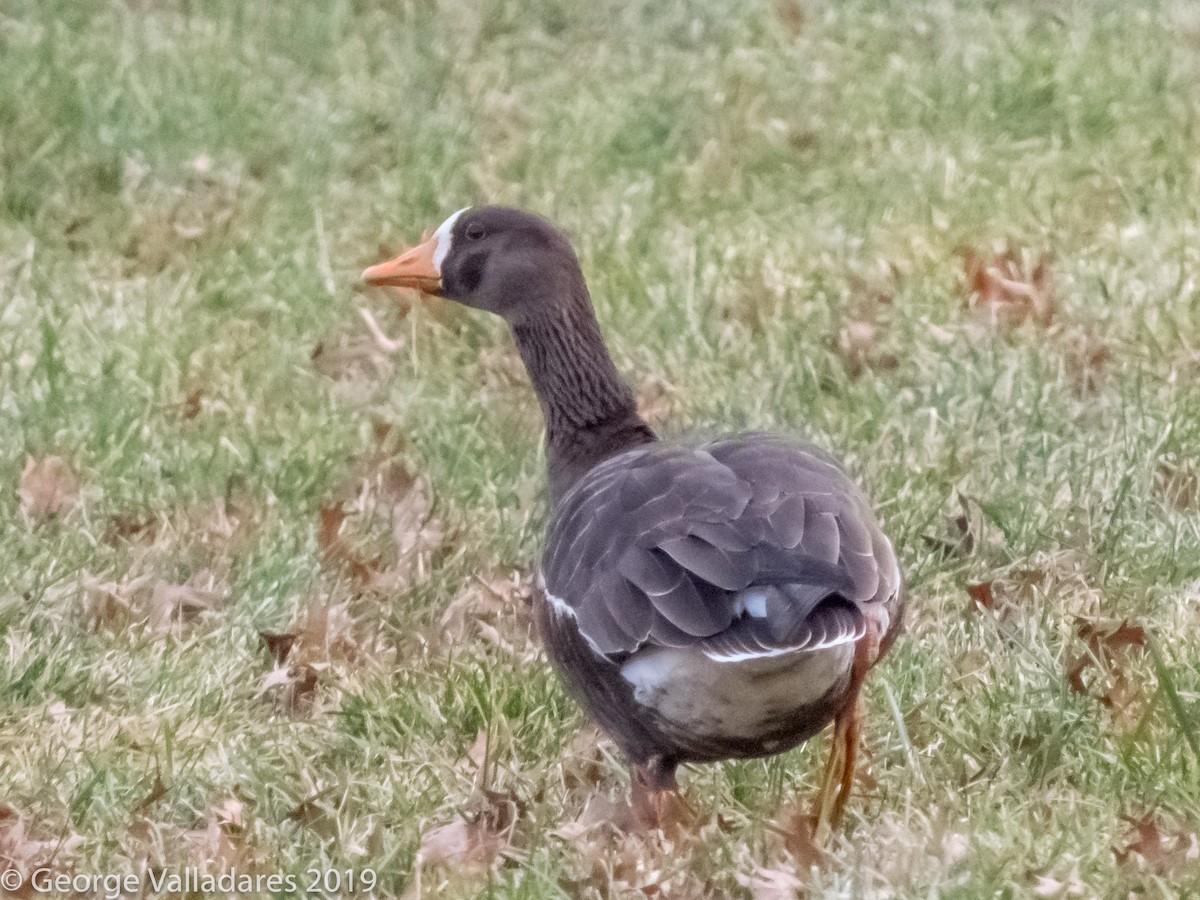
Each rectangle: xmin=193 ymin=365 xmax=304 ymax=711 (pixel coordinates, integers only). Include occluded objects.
xmin=630 ymin=756 xmax=692 ymax=833
xmin=812 ymin=624 xmax=878 ymax=837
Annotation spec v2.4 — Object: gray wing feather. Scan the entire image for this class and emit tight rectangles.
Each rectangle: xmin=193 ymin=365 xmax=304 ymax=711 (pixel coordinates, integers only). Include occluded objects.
xmin=541 ymin=434 xmax=899 ymax=661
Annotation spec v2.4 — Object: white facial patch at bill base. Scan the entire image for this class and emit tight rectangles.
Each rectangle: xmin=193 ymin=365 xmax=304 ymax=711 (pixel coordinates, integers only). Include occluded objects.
xmin=432 ymin=207 xmax=470 ymax=272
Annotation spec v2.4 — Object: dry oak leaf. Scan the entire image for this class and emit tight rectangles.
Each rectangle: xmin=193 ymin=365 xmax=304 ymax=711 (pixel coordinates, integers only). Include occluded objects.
xmin=923 ymin=513 xmax=974 ymax=560
xmin=561 ymin=725 xmax=611 ymax=790
xmin=415 ymin=790 xmax=522 ymax=872
xmin=1066 ymin=618 xmax=1152 ymax=730
xmin=317 ymin=451 xmax=445 ymax=592
xmin=257 ymin=630 xmax=297 ymax=665
xmin=0 ymin=802 xmax=84 ymax=886
xmin=132 ymin=770 xmax=168 ymax=815
xmin=1156 ymin=457 xmax=1200 ymax=512
xmin=636 ymin=376 xmax=680 ymax=428
xmin=259 ymin=662 xmax=323 ymax=714
xmin=316 ymin=502 xmax=381 ymax=584
xmin=1113 ymin=814 xmax=1199 ymax=876
xmin=310 ymin=332 xmax=392 ymax=382
xmin=967 ymin=581 xmax=997 ymax=611
xmin=1065 ymin=617 xmax=1146 ymax=695
xmin=440 ymin=573 xmax=537 ymax=660
xmin=1030 ymin=867 xmax=1086 ymax=897
xmin=738 ymin=863 xmax=807 ymax=900
xmin=836 ymin=318 xmax=899 ymax=378
xmin=82 ymin=573 xmax=152 ymax=631
xmin=553 ymin=792 xmax=639 ymax=841
xmin=182 ymin=816 xmax=247 ymax=874
xmin=1059 ymin=325 xmax=1114 ymax=395
xmin=961 ymin=245 xmax=1054 ymax=330
xmin=293 ymin=599 xmax=358 ymax=664
xmin=148 ymin=578 xmax=223 ymax=634
xmin=388 ymin=473 xmax=444 ymax=567
xmin=17 ymin=455 xmax=80 ymax=522
xmin=773 ymin=801 xmax=824 ymax=873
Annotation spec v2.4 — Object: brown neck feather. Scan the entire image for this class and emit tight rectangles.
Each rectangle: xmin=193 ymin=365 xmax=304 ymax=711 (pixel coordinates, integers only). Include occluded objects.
xmin=510 ymin=288 xmax=656 ymax=505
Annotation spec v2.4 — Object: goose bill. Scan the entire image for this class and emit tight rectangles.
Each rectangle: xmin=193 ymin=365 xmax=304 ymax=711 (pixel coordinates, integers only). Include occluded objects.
xmin=362 ymin=236 xmax=442 ymax=294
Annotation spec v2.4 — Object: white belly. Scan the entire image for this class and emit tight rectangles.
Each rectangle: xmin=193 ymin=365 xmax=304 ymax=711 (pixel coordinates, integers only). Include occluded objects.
xmin=618 ymin=643 xmax=853 ymax=742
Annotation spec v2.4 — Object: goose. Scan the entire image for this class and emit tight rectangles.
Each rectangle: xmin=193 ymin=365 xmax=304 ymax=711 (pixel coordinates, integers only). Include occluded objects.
xmin=362 ymin=206 xmax=904 ymax=832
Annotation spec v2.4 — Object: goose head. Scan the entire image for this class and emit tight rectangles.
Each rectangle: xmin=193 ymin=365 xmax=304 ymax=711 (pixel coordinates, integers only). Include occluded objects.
xmin=362 ymin=206 xmax=583 ymax=322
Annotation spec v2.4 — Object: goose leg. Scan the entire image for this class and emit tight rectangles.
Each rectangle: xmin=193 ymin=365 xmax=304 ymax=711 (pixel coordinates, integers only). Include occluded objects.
xmin=812 ymin=623 xmax=879 ymax=837
xmin=630 ymin=755 xmax=687 ymax=831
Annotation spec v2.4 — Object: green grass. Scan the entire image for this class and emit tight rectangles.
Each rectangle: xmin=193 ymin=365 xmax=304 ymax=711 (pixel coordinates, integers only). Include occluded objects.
xmin=2 ymin=0 xmax=1199 ymax=895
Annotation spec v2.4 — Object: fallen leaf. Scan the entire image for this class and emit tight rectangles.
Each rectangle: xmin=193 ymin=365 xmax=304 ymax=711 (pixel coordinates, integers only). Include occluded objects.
xmin=258 ymin=631 xmax=297 ymax=665
xmin=439 ymin=573 xmax=537 ymax=659
xmin=415 ymin=790 xmax=522 ymax=872
xmin=124 ymin=815 xmax=166 ymax=868
xmin=259 ymin=662 xmax=322 ymax=714
xmin=317 ymin=444 xmax=446 ymax=592
xmin=0 ymin=803 xmax=84 ymax=886
xmin=636 ymin=377 xmax=680 ymax=428
xmin=967 ymin=581 xmax=996 ymax=611
xmin=316 ymin=502 xmax=380 ymax=584
xmin=103 ymin=511 xmax=159 ymax=545
xmin=775 ymin=0 xmax=806 ymax=37
xmin=1067 ymin=618 xmax=1146 ymax=690
xmin=1113 ymin=814 xmax=1199 ymax=876
xmin=295 ymin=599 xmax=358 ymax=664
xmin=388 ymin=474 xmax=444 ymax=570
xmin=179 ymin=386 xmax=204 ymax=420
xmin=554 ymin=792 xmax=638 ymax=841
xmin=739 ymin=863 xmax=807 ymax=900
xmin=310 ymin=333 xmax=391 ymax=382
xmin=1067 ymin=618 xmax=1151 ymax=727
xmin=133 ymin=770 xmax=168 ymax=814
xmin=416 ymin=819 xmax=505 ymax=872
xmin=182 ymin=817 xmax=243 ymax=873
xmin=287 ymin=790 xmax=334 ymax=831
xmin=1058 ymin=326 xmax=1114 ymax=394
xmin=82 ymin=575 xmax=145 ymax=631
xmin=148 ymin=578 xmax=222 ymax=634
xmin=17 ymin=455 xmax=80 ymax=522
xmin=211 ymin=796 xmax=246 ymax=832
xmin=1156 ymin=457 xmax=1200 ymax=512
xmin=961 ymin=245 xmax=1054 ymax=330
xmin=923 ymin=513 xmax=974 ymax=560
xmin=836 ymin=318 xmax=899 ymax=377
xmin=464 ymin=729 xmax=489 ymax=773
xmin=773 ymin=802 xmax=824 ymax=872
xmin=561 ymin=725 xmax=609 ymax=790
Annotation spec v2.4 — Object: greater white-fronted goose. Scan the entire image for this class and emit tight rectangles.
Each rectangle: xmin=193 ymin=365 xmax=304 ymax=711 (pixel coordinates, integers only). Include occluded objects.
xmin=363 ymin=207 xmax=904 ymax=831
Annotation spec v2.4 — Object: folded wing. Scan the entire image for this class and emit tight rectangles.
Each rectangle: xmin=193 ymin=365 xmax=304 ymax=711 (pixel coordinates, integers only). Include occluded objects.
xmin=540 ymin=434 xmax=900 ymax=661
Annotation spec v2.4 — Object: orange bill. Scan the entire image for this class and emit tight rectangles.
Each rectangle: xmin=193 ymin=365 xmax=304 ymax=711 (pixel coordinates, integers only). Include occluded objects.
xmin=362 ymin=235 xmax=442 ymax=294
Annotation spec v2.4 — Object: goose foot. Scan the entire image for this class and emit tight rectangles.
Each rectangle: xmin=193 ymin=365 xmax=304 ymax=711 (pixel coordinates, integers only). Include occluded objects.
xmin=630 ymin=756 xmax=690 ymax=832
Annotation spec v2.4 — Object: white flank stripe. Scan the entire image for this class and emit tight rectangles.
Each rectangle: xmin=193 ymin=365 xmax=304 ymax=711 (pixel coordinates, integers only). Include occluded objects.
xmin=702 ymin=621 xmax=863 ymax=663
xmin=541 ymin=579 xmax=607 ymax=657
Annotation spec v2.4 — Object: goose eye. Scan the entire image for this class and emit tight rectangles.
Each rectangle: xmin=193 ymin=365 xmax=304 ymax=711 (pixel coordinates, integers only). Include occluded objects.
xmin=465 ymin=222 xmax=485 ymax=241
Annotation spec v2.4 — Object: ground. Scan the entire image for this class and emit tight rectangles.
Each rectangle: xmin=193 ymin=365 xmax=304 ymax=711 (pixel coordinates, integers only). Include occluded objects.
xmin=1 ymin=0 xmax=1198 ymax=896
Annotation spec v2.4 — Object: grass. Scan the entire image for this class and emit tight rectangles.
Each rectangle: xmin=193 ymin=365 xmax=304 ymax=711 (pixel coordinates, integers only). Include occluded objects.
xmin=2 ymin=0 xmax=1199 ymax=895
